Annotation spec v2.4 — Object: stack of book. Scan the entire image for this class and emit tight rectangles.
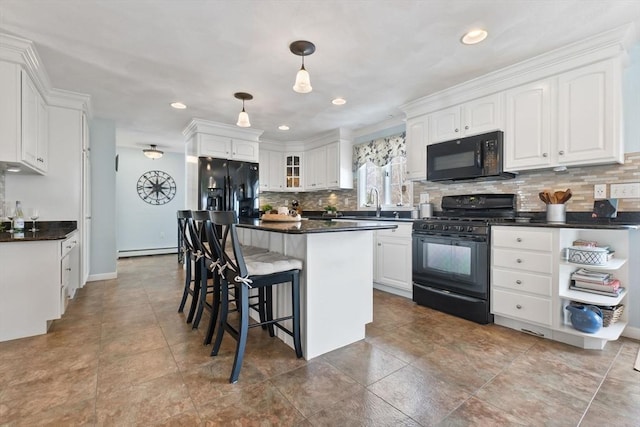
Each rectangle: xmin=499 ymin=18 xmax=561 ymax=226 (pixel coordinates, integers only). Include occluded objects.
xmin=570 ymin=268 xmax=624 ymax=297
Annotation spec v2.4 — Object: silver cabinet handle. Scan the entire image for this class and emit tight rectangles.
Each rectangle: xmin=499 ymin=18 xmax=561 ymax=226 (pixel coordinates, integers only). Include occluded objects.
xmin=66 ymin=267 xmax=72 ymax=271
xmin=516 ymin=304 xmax=522 ymax=309
xmin=542 ymin=153 xmax=548 ymax=157
xmin=516 ymin=259 xmax=522 ymax=263
xmin=516 ymin=238 xmax=522 ymax=242
xmin=455 ymin=128 xmax=459 ymax=133
xmin=377 ymin=243 xmax=381 ymax=246
xmin=559 ymin=150 xmax=565 ymax=155
xmin=516 ymin=280 xmax=522 ymax=284
xmin=464 ymin=125 xmax=469 ymax=130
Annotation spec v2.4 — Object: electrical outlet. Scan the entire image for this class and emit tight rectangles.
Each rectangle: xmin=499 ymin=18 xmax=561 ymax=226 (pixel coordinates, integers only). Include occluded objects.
xmin=594 ymin=184 xmax=607 ymax=199
xmin=420 ymin=193 xmax=430 ymax=204
xmin=610 ymin=183 xmax=640 ymax=199
xmin=318 ymin=198 xmax=322 ymax=206
xmin=344 ymin=197 xmax=349 ymax=207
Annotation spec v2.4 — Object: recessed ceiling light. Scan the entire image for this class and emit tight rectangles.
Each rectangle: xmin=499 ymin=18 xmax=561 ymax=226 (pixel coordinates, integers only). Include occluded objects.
xmin=332 ymin=98 xmax=347 ymax=105
xmin=461 ymin=29 xmax=488 ymax=45
xmin=170 ymin=102 xmax=187 ymax=109
xmin=278 ymin=125 xmax=290 ymax=131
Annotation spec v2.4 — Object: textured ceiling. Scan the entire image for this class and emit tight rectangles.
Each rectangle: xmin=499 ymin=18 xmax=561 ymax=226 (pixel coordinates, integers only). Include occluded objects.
xmin=1 ymin=0 xmax=639 ymax=151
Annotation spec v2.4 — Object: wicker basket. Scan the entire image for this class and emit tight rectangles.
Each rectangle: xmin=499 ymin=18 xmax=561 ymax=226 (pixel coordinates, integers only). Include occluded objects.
xmin=567 ymin=246 xmax=609 ymax=265
xmin=601 ymin=304 xmax=624 ymax=327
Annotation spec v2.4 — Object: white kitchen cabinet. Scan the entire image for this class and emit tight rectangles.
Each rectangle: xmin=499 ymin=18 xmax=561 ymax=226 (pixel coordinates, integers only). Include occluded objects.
xmin=491 ymin=227 xmax=554 ymax=328
xmin=0 ymin=230 xmax=79 ymax=342
xmin=557 ymin=59 xmax=623 ymax=166
xmin=375 ymin=224 xmax=412 ymax=293
xmin=259 ymin=149 xmax=284 ymax=191
xmin=492 ymin=226 xmax=636 ymax=350
xmin=284 ymin=153 xmax=303 ymax=191
xmin=0 ymin=62 xmax=49 ymax=174
xmin=325 ymin=141 xmax=353 ymax=190
xmin=504 ymin=79 xmax=554 ymax=171
xmin=198 ymin=134 xmax=259 ymax=162
xmin=304 ymin=145 xmax=327 ymax=190
xmin=405 ymin=114 xmax=428 ymax=181
xmin=429 ymin=93 xmax=502 ymax=143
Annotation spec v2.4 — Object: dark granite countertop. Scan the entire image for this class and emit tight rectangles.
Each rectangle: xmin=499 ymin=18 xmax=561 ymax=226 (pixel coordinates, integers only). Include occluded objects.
xmin=0 ymin=221 xmax=78 ymax=243
xmin=237 ymin=218 xmax=398 ymax=234
xmin=495 ymin=220 xmax=639 ymax=230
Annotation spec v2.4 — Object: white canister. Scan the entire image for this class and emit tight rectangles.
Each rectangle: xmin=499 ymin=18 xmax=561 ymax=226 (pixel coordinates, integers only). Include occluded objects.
xmin=546 ymin=204 xmax=566 ymax=223
xmin=420 ymin=203 xmax=433 ymax=218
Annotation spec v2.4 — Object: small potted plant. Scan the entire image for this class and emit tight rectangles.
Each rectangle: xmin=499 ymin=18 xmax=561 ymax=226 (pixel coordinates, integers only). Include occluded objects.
xmin=324 ymin=205 xmax=338 ymax=216
xmin=261 ymin=204 xmax=273 ymax=214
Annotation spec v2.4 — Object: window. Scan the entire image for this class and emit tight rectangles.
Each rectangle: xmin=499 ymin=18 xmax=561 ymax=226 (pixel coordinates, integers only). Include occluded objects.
xmin=353 ymin=132 xmax=411 ymax=209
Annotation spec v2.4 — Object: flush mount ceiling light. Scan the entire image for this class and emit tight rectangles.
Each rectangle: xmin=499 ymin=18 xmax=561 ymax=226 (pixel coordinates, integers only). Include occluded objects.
xmin=170 ymin=102 xmax=187 ymax=109
xmin=234 ymin=92 xmax=253 ymax=128
xmin=332 ymin=97 xmax=347 ymax=105
xmin=290 ymin=40 xmax=315 ymax=93
xmin=143 ymin=144 xmax=164 ymax=160
xmin=461 ymin=29 xmax=488 ymax=45
xmin=278 ymin=125 xmax=290 ymax=131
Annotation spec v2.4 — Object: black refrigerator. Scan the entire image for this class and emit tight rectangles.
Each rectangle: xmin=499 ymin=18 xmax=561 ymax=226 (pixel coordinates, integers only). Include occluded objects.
xmin=198 ymin=158 xmax=260 ymax=218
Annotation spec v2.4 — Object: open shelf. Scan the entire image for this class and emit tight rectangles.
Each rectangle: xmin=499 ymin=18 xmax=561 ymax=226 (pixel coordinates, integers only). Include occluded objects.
xmin=556 ymin=320 xmax=627 ymax=341
xmin=559 ymin=287 xmax=627 ymax=306
xmin=560 ymin=258 xmax=626 ymax=271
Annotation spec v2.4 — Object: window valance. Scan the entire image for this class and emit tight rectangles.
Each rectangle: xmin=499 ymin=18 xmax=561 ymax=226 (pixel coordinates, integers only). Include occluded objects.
xmin=352 ymin=132 xmax=406 ymax=171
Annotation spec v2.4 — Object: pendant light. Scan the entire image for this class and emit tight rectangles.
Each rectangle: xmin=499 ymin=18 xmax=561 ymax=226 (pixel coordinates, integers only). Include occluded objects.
xmin=234 ymin=92 xmax=253 ymax=127
xmin=289 ymin=40 xmax=315 ymax=93
xmin=143 ymin=144 xmax=163 ymax=160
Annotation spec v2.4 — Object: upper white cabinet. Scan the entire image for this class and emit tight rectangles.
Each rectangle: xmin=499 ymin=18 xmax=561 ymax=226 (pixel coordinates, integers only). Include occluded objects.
xmin=405 ymin=114 xmax=428 ymax=181
xmin=198 ymin=134 xmax=259 ymax=162
xmin=304 ymin=145 xmax=327 ymax=190
xmin=325 ymin=141 xmax=353 ymax=190
xmin=284 ymin=153 xmax=303 ymax=191
xmin=504 ymin=79 xmax=554 ymax=171
xmin=429 ymin=93 xmax=502 ymax=143
xmin=556 ymin=59 xmax=622 ymax=166
xmin=0 ymin=62 xmax=49 ymax=174
xmin=259 ymin=149 xmax=284 ymax=191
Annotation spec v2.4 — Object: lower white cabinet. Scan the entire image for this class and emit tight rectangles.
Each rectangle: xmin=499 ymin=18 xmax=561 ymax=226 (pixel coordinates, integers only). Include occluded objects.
xmin=491 ymin=226 xmax=635 ymax=349
xmin=0 ymin=230 xmax=80 ymax=342
xmin=374 ymin=222 xmax=412 ymax=295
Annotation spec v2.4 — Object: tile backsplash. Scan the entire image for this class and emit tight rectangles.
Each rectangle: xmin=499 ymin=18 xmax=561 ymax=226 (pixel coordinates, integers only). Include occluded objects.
xmin=261 ymin=152 xmax=640 ymax=213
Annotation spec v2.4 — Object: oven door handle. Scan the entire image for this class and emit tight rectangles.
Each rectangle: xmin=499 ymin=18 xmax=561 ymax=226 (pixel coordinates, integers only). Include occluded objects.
xmin=418 ymin=285 xmax=483 ymax=303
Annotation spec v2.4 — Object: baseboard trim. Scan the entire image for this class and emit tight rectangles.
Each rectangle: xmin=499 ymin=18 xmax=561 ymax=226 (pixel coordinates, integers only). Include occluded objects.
xmin=87 ymin=272 xmax=117 ymax=282
xmin=622 ymin=325 xmax=640 ymax=341
xmin=373 ymin=282 xmax=412 ymax=299
xmin=118 ymin=247 xmax=177 ymax=258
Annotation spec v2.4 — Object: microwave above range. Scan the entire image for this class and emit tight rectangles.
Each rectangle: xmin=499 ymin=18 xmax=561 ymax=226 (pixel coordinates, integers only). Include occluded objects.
xmin=426 ymin=130 xmax=514 ymax=182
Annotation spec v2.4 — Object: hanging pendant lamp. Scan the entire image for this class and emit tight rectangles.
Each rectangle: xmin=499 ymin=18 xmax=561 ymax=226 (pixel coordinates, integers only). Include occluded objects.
xmin=143 ymin=144 xmax=163 ymax=159
xmin=290 ymin=40 xmax=315 ymax=93
xmin=234 ymin=92 xmax=253 ymax=127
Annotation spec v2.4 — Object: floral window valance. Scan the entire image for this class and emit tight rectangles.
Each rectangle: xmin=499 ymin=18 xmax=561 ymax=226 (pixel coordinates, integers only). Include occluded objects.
xmin=353 ymin=132 xmax=406 ymax=171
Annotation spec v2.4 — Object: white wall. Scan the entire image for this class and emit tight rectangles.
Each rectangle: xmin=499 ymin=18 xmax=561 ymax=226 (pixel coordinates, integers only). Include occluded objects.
xmin=115 ymin=147 xmax=185 ymax=256
xmin=89 ymin=118 xmax=117 ymax=279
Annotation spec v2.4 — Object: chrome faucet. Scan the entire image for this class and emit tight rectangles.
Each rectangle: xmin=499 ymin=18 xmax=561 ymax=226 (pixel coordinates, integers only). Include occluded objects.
xmin=369 ymin=188 xmax=381 ymax=218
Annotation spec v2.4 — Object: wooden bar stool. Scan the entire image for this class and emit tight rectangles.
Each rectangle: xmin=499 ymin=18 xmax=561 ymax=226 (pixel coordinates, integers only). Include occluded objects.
xmin=207 ymin=211 xmax=303 ymax=383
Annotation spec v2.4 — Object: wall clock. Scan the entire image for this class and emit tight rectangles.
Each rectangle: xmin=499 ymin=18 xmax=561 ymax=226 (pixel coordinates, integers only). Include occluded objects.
xmin=137 ymin=170 xmax=177 ymax=205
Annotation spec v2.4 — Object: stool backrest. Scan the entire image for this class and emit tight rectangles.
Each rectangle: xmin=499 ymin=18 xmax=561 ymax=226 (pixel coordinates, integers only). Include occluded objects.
xmin=188 ymin=210 xmax=211 ymax=259
xmin=207 ymin=211 xmax=249 ymax=280
xmin=177 ymin=210 xmax=194 ymax=252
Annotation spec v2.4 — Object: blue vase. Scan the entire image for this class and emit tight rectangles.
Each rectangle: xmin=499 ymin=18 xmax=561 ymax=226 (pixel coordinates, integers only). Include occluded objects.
xmin=566 ymin=304 xmax=603 ymax=333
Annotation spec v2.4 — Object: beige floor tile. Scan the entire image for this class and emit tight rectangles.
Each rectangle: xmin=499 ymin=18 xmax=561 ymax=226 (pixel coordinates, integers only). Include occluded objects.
xmin=438 ymin=396 xmax=528 ymax=426
xmin=99 ymin=325 xmax=168 ymax=361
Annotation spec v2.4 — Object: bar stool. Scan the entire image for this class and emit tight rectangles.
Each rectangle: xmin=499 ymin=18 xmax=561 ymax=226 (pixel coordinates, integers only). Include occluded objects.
xmin=177 ymin=210 xmax=198 ymax=322
xmin=189 ymin=210 xmax=216 ymax=330
xmin=207 ymin=211 xmax=303 ymax=383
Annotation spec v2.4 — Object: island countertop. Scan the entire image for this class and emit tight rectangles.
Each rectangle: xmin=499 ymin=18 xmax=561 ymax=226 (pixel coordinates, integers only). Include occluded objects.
xmin=237 ymin=218 xmax=398 ymax=234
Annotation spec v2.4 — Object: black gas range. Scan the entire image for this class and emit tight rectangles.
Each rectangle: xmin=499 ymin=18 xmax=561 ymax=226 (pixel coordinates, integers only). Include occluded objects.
xmin=412 ymin=194 xmax=517 ymax=324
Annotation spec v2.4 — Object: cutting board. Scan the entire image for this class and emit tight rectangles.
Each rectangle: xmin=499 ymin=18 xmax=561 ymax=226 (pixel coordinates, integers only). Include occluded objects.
xmin=261 ymin=213 xmax=302 ymax=222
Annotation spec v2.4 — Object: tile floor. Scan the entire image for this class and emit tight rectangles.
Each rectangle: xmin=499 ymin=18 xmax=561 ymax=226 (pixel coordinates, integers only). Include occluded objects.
xmin=1 ymin=254 xmax=639 ymax=426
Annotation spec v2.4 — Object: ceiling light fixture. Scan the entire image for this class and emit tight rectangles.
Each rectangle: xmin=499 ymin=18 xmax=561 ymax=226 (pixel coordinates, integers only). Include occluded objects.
xmin=143 ymin=144 xmax=164 ymax=160
xmin=278 ymin=125 xmax=290 ymax=131
xmin=234 ymin=92 xmax=253 ymax=128
xmin=461 ymin=29 xmax=488 ymax=45
xmin=170 ymin=102 xmax=187 ymax=109
xmin=290 ymin=40 xmax=315 ymax=93
xmin=332 ymin=97 xmax=346 ymax=105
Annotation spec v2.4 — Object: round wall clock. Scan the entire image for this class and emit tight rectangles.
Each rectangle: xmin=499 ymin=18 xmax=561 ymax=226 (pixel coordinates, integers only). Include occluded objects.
xmin=136 ymin=170 xmax=177 ymax=205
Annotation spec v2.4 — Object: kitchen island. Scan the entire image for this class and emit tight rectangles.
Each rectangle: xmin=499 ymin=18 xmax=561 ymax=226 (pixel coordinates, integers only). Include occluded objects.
xmin=236 ymin=218 xmax=397 ymax=359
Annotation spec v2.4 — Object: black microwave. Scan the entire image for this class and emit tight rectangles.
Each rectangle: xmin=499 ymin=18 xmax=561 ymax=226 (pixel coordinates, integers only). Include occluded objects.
xmin=426 ymin=130 xmax=514 ymax=182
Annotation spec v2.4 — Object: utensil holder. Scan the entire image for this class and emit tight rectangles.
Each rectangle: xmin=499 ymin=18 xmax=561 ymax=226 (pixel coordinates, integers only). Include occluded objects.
xmin=546 ymin=204 xmax=566 ymax=223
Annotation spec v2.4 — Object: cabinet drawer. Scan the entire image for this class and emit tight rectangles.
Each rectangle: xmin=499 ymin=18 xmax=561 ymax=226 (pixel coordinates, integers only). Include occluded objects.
xmin=60 ymin=233 xmax=78 ymax=258
xmin=492 ymin=289 xmax=552 ymax=325
xmin=492 ymin=228 xmax=553 ymax=251
xmin=492 ymin=248 xmax=552 ymax=274
xmin=492 ymin=267 xmax=552 ymax=296
xmin=376 ymin=223 xmax=412 ymax=238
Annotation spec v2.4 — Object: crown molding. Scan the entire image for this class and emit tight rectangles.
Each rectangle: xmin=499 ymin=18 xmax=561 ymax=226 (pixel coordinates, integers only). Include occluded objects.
xmin=48 ymin=88 xmax=92 ymax=112
xmin=401 ymin=23 xmax=636 ymax=118
xmin=182 ymin=118 xmax=264 ymax=142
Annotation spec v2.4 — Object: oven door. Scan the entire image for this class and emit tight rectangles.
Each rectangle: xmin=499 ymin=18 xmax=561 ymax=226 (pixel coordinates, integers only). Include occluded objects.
xmin=412 ymin=233 xmax=488 ymax=299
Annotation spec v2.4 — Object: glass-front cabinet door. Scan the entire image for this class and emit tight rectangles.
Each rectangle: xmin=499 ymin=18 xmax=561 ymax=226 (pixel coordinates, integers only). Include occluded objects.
xmin=285 ymin=153 xmax=303 ymax=191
